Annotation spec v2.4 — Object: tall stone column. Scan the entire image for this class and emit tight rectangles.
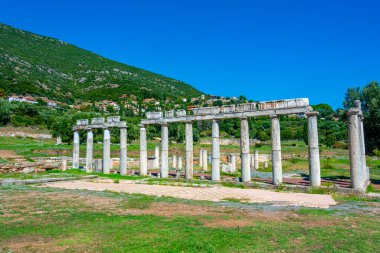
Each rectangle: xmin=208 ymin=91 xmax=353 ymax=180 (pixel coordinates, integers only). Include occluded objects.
xmin=271 ymin=115 xmax=282 ymax=185
xmin=178 ymin=156 xmax=183 ymax=169
xmin=306 ymin=111 xmax=321 ymax=186
xmin=211 ymin=119 xmax=220 ymax=181
xmin=240 ymin=117 xmax=251 ymax=182
xmin=254 ymin=150 xmax=259 ymax=170
xmin=120 ymin=127 xmax=127 ymax=176
xmin=72 ymin=130 xmax=80 ymax=168
xmin=85 ymin=129 xmax=93 ymax=173
xmin=139 ymin=124 xmax=148 ymax=176
xmin=154 ymin=145 xmax=160 ymax=168
xmin=202 ymin=149 xmax=208 ymax=171
xmin=355 ymin=100 xmax=368 ymax=183
xmin=199 ymin=149 xmax=203 ymax=167
xmin=347 ymin=108 xmax=365 ymax=191
xmin=161 ymin=123 xmax=169 ymax=178
xmin=103 ymin=128 xmax=111 ymax=174
xmin=185 ymin=121 xmax=194 ymax=179
xmin=230 ymin=154 xmax=236 ymax=172
xmin=172 ymin=155 xmax=177 ymax=168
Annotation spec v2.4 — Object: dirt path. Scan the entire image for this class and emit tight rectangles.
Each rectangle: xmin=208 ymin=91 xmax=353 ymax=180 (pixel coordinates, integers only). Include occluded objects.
xmin=43 ymin=179 xmax=337 ymax=208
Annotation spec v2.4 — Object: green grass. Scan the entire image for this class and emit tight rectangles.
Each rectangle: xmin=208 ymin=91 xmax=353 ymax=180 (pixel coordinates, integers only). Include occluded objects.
xmin=0 ymin=186 xmax=379 ymax=252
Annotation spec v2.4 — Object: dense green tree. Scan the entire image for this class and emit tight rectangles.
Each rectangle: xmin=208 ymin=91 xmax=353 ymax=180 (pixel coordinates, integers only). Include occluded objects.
xmin=343 ymin=81 xmax=380 ymax=153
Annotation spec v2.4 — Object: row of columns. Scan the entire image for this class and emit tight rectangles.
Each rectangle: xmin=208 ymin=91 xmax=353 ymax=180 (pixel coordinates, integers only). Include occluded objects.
xmin=139 ymin=113 xmax=321 ymax=186
xmin=72 ymin=127 xmax=128 ymax=175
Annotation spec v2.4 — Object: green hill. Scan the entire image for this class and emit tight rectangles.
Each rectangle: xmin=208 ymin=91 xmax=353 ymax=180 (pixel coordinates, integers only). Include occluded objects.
xmin=0 ymin=23 xmax=202 ymax=104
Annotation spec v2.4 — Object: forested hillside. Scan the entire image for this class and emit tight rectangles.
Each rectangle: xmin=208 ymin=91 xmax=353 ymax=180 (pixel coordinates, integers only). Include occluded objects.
xmin=0 ymin=23 xmax=202 ymax=104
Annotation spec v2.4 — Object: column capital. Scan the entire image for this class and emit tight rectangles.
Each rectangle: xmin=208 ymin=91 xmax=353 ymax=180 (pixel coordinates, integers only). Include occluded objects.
xmin=305 ymin=111 xmax=319 ymax=117
xmin=270 ymin=114 xmax=278 ymax=119
xmin=184 ymin=120 xmax=192 ymax=124
xmin=139 ymin=123 xmax=146 ymax=128
xmin=240 ymin=116 xmax=248 ymax=120
xmin=212 ymin=119 xmax=219 ymax=123
xmin=160 ymin=122 xmax=168 ymax=127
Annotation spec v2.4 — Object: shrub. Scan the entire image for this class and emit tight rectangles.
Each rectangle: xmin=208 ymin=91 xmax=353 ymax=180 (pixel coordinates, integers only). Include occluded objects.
xmin=332 ymin=141 xmax=348 ymax=149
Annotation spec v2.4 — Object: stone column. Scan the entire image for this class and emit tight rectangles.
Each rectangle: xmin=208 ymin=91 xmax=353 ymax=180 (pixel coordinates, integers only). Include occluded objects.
xmin=240 ymin=117 xmax=251 ymax=182
xmin=355 ymin=100 xmax=368 ymax=183
xmin=230 ymin=154 xmax=236 ymax=172
xmin=95 ymin=159 xmax=102 ymax=172
xmin=185 ymin=121 xmax=194 ymax=179
xmin=347 ymin=108 xmax=365 ymax=191
xmin=178 ymin=156 xmax=183 ymax=169
xmin=61 ymin=156 xmax=67 ymax=171
xmin=154 ymin=145 xmax=160 ymax=168
xmin=72 ymin=130 xmax=80 ymax=168
xmin=56 ymin=136 xmax=62 ymax=145
xmin=172 ymin=155 xmax=177 ymax=168
xmin=211 ymin=119 xmax=220 ymax=181
xmin=120 ymin=127 xmax=127 ymax=176
xmin=199 ymin=149 xmax=203 ymax=167
xmin=103 ymin=128 xmax=111 ymax=174
xmin=202 ymin=149 xmax=208 ymax=171
xmin=271 ymin=115 xmax=282 ymax=185
xmin=85 ymin=129 xmax=93 ymax=173
xmin=161 ymin=123 xmax=169 ymax=178
xmin=139 ymin=124 xmax=148 ymax=176
xmin=254 ymin=150 xmax=259 ymax=170
xmin=306 ymin=111 xmax=321 ymax=186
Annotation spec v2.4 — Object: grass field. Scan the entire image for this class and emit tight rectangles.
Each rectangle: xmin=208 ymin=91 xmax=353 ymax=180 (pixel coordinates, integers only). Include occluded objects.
xmin=0 ymin=185 xmax=379 ymax=252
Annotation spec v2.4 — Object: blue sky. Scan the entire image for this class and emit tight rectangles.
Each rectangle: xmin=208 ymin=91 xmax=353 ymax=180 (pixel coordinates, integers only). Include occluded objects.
xmin=2 ymin=0 xmax=380 ymax=108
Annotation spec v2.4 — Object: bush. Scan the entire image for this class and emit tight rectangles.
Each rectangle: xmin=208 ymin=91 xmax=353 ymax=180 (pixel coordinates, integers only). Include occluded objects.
xmin=332 ymin=141 xmax=348 ymax=149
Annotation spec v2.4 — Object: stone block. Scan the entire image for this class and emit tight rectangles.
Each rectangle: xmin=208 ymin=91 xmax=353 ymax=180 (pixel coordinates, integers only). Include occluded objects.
xmin=236 ymin=103 xmax=257 ymax=112
xmin=146 ymin=111 xmax=163 ymax=119
xmin=91 ymin=117 xmax=105 ymax=125
xmin=76 ymin=119 xmax=89 ymax=126
xmin=192 ymin=106 xmax=220 ymax=116
xmin=220 ymin=105 xmax=235 ymax=113
xmin=107 ymin=116 xmax=120 ymax=123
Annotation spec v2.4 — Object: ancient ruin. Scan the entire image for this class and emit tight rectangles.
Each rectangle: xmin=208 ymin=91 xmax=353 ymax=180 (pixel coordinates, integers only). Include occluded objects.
xmin=72 ymin=116 xmax=128 ymax=175
xmin=72 ymin=98 xmax=370 ymax=192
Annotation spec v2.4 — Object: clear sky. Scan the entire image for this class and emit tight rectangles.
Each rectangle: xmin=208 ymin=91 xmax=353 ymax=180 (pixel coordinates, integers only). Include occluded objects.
xmin=2 ymin=0 xmax=380 ymax=108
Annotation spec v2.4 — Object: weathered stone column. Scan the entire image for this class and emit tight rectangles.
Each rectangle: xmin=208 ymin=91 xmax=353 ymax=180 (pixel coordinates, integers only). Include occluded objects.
xmin=355 ymin=100 xmax=369 ymax=183
xmin=72 ymin=130 xmax=80 ymax=168
xmin=254 ymin=150 xmax=259 ymax=170
xmin=172 ymin=155 xmax=177 ymax=168
xmin=271 ymin=115 xmax=282 ymax=185
xmin=120 ymin=127 xmax=127 ymax=176
xmin=202 ymin=149 xmax=208 ymax=171
xmin=347 ymin=108 xmax=365 ymax=191
xmin=185 ymin=121 xmax=194 ymax=179
xmin=154 ymin=145 xmax=160 ymax=168
xmin=199 ymin=149 xmax=203 ymax=167
xmin=85 ymin=129 xmax=93 ymax=173
xmin=178 ymin=156 xmax=183 ymax=170
xmin=139 ymin=124 xmax=148 ymax=176
xmin=103 ymin=128 xmax=111 ymax=174
xmin=230 ymin=154 xmax=236 ymax=172
xmin=61 ymin=156 xmax=67 ymax=171
xmin=306 ymin=111 xmax=321 ymax=186
xmin=240 ymin=117 xmax=251 ymax=182
xmin=95 ymin=159 xmax=102 ymax=172
xmin=211 ymin=119 xmax=220 ymax=181
xmin=161 ymin=123 xmax=169 ymax=178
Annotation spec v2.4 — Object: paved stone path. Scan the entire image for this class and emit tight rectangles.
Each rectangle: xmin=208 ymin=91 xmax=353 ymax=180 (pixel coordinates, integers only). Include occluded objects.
xmin=43 ymin=179 xmax=337 ymax=208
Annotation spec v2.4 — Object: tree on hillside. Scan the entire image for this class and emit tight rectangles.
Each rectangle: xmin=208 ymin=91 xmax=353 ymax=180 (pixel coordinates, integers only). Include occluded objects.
xmin=343 ymin=81 xmax=380 ymax=153
xmin=312 ymin=104 xmax=334 ymax=119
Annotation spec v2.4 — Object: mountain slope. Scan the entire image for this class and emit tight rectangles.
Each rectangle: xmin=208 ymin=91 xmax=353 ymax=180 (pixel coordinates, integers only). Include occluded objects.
xmin=0 ymin=23 xmax=202 ymax=104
